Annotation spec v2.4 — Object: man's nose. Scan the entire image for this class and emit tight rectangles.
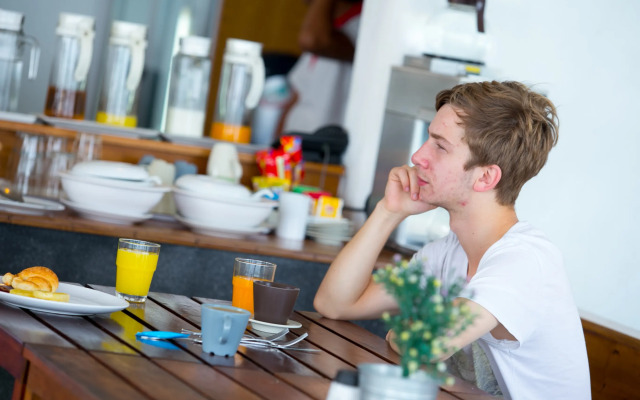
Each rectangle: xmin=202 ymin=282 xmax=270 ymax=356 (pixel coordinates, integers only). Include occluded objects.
xmin=411 ymin=144 xmax=429 ymax=168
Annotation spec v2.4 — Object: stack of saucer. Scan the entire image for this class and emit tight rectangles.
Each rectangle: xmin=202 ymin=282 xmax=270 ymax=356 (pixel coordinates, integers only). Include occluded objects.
xmin=306 ymin=217 xmax=354 ymax=246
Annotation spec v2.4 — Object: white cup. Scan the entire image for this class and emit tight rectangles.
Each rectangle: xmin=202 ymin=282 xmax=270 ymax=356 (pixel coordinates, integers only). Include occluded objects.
xmin=276 ymin=192 xmax=310 ymax=240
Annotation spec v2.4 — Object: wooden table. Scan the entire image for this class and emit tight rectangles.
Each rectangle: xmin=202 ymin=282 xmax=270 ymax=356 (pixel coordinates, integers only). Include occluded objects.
xmin=0 ymin=284 xmax=491 ymax=400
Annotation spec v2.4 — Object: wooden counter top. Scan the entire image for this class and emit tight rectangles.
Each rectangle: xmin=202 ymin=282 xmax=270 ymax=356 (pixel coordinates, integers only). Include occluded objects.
xmin=0 ymin=209 xmax=401 ymax=268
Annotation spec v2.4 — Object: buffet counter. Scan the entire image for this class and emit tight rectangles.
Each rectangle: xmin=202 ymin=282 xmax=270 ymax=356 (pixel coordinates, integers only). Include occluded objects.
xmin=0 ymin=209 xmax=399 ymax=268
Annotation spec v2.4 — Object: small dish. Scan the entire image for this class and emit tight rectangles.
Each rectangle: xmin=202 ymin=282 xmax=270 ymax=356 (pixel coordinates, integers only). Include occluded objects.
xmin=62 ymin=198 xmax=152 ymax=225
xmin=248 ymin=318 xmax=302 ymax=334
xmin=175 ymin=215 xmax=270 ymax=237
xmin=0 ymin=196 xmax=64 ymax=216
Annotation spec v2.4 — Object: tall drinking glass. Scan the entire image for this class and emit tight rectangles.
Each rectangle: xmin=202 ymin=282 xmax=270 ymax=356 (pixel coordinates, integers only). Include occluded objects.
xmin=232 ymin=258 xmax=276 ymax=314
xmin=115 ymin=238 xmax=160 ymax=302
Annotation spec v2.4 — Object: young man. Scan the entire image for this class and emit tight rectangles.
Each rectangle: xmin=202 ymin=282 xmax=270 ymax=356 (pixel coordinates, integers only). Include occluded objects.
xmin=314 ymin=81 xmax=591 ymax=399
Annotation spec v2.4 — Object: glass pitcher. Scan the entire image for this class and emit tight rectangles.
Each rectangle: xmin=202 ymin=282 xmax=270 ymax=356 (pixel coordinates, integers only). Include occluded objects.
xmin=44 ymin=13 xmax=95 ymax=120
xmin=0 ymin=8 xmax=39 ymax=112
xmin=210 ymin=38 xmax=265 ymax=144
xmin=164 ymin=36 xmax=212 ymax=138
xmin=96 ymin=21 xmax=147 ymax=128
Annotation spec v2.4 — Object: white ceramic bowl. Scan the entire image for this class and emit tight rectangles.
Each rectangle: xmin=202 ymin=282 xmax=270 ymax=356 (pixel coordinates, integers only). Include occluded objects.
xmin=173 ymin=187 xmax=276 ymax=228
xmin=174 ymin=174 xmax=251 ymax=199
xmin=60 ymin=172 xmax=170 ymax=215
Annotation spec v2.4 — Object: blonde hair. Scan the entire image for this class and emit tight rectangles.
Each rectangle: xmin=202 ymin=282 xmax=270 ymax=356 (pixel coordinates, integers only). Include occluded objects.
xmin=436 ymin=81 xmax=559 ymax=205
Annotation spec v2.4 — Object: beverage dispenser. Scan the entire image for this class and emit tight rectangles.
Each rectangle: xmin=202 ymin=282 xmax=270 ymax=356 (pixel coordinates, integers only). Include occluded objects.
xmin=0 ymin=8 xmax=39 ymax=112
xmin=164 ymin=36 xmax=212 ymax=138
xmin=210 ymin=38 xmax=265 ymax=144
xmin=44 ymin=13 xmax=95 ymax=120
xmin=96 ymin=21 xmax=147 ymax=127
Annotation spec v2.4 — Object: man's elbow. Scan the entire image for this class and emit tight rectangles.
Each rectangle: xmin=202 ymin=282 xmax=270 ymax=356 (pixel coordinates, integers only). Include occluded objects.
xmin=313 ymin=293 xmax=345 ymax=320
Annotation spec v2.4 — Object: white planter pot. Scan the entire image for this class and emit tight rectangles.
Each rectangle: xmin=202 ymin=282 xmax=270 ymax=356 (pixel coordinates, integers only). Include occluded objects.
xmin=358 ymin=363 xmax=439 ymax=400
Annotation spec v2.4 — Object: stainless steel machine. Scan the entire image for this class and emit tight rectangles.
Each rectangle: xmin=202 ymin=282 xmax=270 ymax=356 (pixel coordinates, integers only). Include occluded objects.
xmin=367 ymin=55 xmax=467 ymax=251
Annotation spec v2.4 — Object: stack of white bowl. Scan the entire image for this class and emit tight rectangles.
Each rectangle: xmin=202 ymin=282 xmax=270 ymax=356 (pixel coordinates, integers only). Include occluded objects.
xmin=59 ymin=161 xmax=171 ymax=225
xmin=306 ymin=217 xmax=354 ymax=246
xmin=172 ymin=174 xmax=277 ymax=237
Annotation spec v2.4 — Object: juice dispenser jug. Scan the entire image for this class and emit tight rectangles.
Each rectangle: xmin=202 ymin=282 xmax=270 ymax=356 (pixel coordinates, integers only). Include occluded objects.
xmin=96 ymin=21 xmax=147 ymax=127
xmin=210 ymin=38 xmax=264 ymax=144
xmin=44 ymin=13 xmax=95 ymax=119
xmin=164 ymin=36 xmax=212 ymax=138
xmin=0 ymin=8 xmax=39 ymax=112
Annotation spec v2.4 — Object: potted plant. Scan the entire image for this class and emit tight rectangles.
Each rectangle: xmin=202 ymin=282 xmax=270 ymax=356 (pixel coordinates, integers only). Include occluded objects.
xmin=358 ymin=255 xmax=475 ymax=400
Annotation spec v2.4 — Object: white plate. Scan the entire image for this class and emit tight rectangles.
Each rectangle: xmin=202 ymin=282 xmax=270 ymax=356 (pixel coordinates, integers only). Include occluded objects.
xmin=176 ymin=215 xmax=270 ymax=237
xmin=0 ymin=196 xmax=65 ymax=216
xmin=248 ymin=318 xmax=302 ymax=334
xmin=39 ymin=115 xmax=160 ymax=139
xmin=0 ymin=283 xmax=129 ymax=316
xmin=61 ymin=198 xmax=152 ymax=225
xmin=0 ymin=111 xmax=39 ymax=124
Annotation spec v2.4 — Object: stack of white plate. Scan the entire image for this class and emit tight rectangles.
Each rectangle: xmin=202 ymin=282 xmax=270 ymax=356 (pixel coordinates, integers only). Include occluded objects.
xmin=306 ymin=217 xmax=354 ymax=246
xmin=60 ymin=161 xmax=170 ymax=225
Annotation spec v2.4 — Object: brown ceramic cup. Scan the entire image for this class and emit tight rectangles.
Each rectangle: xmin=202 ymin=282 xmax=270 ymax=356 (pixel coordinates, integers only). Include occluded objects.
xmin=253 ymin=281 xmax=300 ymax=325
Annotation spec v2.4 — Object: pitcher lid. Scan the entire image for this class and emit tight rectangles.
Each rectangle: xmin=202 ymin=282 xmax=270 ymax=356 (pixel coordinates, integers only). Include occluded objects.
xmin=179 ymin=36 xmax=211 ymax=58
xmin=56 ymin=13 xmax=95 ymax=36
xmin=0 ymin=8 xmax=24 ymax=32
xmin=225 ymin=38 xmax=262 ymax=57
xmin=110 ymin=20 xmax=147 ymax=41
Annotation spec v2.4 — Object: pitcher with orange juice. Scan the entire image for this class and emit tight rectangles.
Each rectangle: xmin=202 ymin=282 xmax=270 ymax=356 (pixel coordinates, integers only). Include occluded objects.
xmin=211 ymin=39 xmax=265 ymax=144
xmin=232 ymin=258 xmax=276 ymax=315
xmin=115 ymin=238 xmax=160 ymax=302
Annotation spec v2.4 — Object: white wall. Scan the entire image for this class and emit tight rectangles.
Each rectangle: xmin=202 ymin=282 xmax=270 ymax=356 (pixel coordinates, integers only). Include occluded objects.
xmin=343 ymin=0 xmax=640 ymax=337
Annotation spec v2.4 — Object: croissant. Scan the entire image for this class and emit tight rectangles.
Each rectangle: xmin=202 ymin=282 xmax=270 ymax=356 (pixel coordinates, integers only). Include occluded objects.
xmin=2 ymin=266 xmax=59 ymax=293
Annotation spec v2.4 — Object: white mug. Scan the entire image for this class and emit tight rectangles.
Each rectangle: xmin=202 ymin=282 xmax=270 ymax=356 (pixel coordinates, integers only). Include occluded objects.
xmin=276 ymin=192 xmax=310 ymax=240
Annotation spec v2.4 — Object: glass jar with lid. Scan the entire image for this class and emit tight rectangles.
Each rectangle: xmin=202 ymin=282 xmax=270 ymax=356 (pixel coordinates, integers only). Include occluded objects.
xmin=96 ymin=21 xmax=147 ymax=127
xmin=164 ymin=36 xmax=212 ymax=138
xmin=44 ymin=12 xmax=94 ymax=119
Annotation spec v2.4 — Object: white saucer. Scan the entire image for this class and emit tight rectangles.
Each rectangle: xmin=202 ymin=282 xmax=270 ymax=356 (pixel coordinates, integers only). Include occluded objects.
xmin=175 ymin=215 xmax=270 ymax=237
xmin=61 ymin=198 xmax=152 ymax=225
xmin=0 ymin=196 xmax=64 ymax=216
xmin=248 ymin=318 xmax=302 ymax=334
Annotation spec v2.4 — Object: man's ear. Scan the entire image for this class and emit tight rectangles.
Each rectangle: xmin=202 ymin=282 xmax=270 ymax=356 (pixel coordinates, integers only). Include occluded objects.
xmin=473 ymin=165 xmax=501 ymax=192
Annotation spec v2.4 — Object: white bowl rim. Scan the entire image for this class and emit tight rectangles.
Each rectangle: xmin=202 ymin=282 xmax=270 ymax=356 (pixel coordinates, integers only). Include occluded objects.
xmin=60 ymin=172 xmax=171 ymax=193
xmin=70 ymin=160 xmax=150 ymax=181
xmin=172 ymin=187 xmax=277 ymax=207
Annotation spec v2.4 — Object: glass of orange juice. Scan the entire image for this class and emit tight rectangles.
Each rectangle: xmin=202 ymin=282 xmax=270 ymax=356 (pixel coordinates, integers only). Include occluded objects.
xmin=115 ymin=238 xmax=161 ymax=302
xmin=232 ymin=258 xmax=276 ymax=315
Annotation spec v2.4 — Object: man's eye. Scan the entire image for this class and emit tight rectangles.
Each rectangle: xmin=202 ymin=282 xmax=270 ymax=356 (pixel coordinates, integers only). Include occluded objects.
xmin=437 ymin=144 xmax=446 ymax=151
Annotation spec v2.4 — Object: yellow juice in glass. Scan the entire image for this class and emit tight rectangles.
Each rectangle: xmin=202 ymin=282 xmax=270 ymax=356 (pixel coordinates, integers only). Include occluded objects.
xmin=115 ymin=248 xmax=159 ymax=297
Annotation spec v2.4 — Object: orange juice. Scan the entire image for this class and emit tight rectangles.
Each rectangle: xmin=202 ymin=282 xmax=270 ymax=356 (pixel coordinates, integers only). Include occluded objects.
xmin=232 ymin=275 xmax=269 ymax=314
xmin=96 ymin=111 xmax=138 ymax=127
xmin=211 ymin=122 xmax=251 ymax=143
xmin=115 ymin=248 xmax=159 ymax=297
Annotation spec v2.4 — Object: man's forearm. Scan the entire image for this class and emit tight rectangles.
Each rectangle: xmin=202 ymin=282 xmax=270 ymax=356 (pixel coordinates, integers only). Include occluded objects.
xmin=313 ymin=203 xmax=404 ymax=319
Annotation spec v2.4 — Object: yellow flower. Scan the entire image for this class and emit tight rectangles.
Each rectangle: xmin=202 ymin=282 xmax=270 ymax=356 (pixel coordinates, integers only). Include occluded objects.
xmin=409 ymin=348 xmax=418 ymax=357
xmin=382 ymin=312 xmax=390 ymax=321
xmin=396 ymin=278 xmax=404 ymax=287
xmin=445 ymin=377 xmax=455 ymax=386
xmin=434 ymin=304 xmax=444 ymax=313
xmin=422 ymin=331 xmax=432 ymax=340
xmin=411 ymin=321 xmax=424 ymax=331
xmin=400 ymin=331 xmax=410 ymax=341
xmin=433 ymin=279 xmax=442 ymax=288
xmin=408 ymin=360 xmax=419 ymax=373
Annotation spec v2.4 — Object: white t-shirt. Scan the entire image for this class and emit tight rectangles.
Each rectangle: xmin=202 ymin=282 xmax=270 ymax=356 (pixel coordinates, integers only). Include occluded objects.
xmin=413 ymin=221 xmax=591 ymax=400
xmin=283 ymin=13 xmax=360 ymax=134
